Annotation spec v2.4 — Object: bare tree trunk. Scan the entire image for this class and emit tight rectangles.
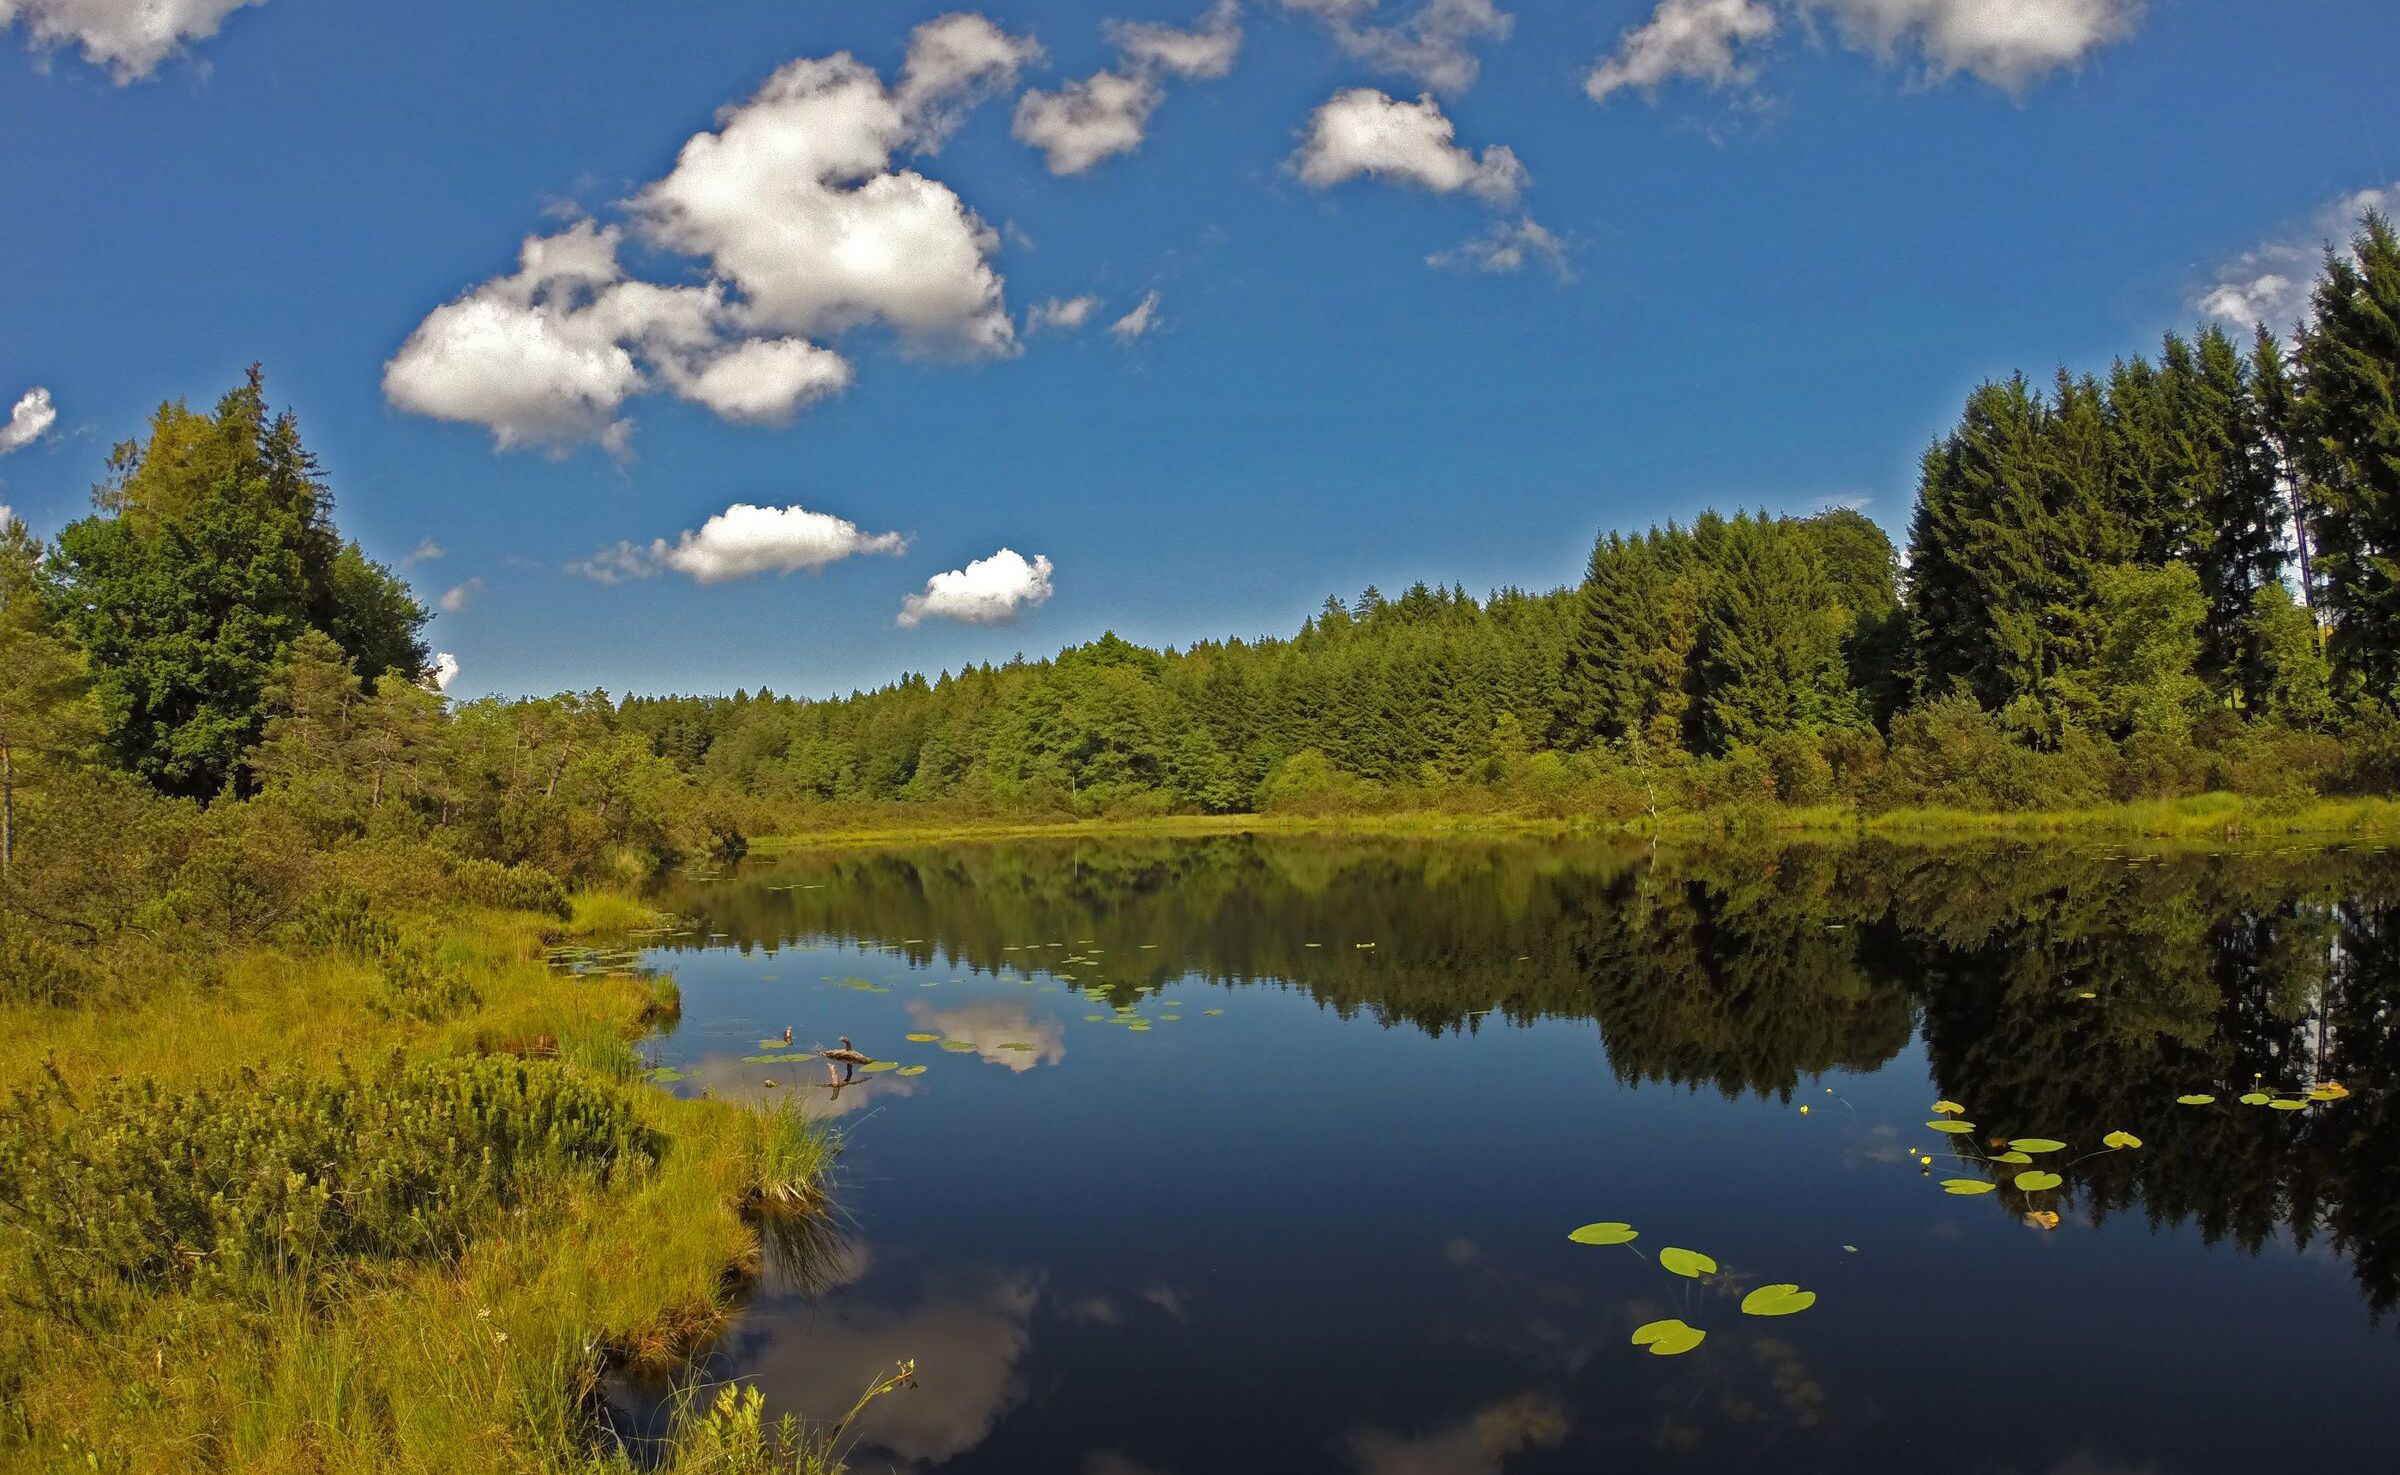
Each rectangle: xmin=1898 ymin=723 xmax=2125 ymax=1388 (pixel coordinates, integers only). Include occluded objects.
xmin=545 ymin=742 xmax=573 ymax=800
xmin=2 ymin=741 xmax=14 ymax=881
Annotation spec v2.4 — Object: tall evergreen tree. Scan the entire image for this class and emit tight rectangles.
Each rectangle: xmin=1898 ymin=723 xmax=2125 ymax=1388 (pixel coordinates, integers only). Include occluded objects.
xmin=2299 ymin=213 xmax=2400 ymax=700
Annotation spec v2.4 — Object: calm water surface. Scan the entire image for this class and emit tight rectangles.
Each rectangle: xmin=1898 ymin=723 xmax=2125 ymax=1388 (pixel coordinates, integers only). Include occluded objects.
xmin=621 ymin=836 xmax=2400 ymax=1474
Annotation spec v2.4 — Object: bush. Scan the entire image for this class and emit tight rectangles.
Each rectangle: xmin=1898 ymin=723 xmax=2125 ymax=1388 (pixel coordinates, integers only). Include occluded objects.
xmin=1759 ymin=730 xmax=1835 ymax=807
xmin=449 ymin=856 xmax=573 ymax=918
xmin=2112 ymin=730 xmax=2209 ymax=802
xmin=371 ymin=940 xmax=482 ymax=1021
xmin=0 ymin=934 xmax=97 ymax=1008
xmin=1257 ymin=749 xmax=1380 ymax=817
xmin=0 ymin=1054 xmax=657 ymax=1308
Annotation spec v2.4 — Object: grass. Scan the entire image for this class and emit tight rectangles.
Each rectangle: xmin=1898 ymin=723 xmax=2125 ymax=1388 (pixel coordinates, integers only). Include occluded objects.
xmin=0 ymin=891 xmax=844 ymax=1475
xmin=749 ymin=792 xmax=2400 ymax=852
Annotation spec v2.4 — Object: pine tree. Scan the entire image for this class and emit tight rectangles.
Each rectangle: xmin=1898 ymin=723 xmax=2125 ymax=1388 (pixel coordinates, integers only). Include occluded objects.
xmin=2299 ymin=212 xmax=2400 ymax=699
xmin=2184 ymin=327 xmax=2286 ymax=702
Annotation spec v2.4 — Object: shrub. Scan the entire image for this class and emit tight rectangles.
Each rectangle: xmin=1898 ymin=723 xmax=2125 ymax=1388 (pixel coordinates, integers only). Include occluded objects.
xmin=449 ymin=857 xmax=573 ymax=918
xmin=371 ymin=940 xmax=482 ymax=1021
xmin=0 ymin=934 xmax=97 ymax=1008
xmin=0 ymin=1054 xmax=657 ymax=1308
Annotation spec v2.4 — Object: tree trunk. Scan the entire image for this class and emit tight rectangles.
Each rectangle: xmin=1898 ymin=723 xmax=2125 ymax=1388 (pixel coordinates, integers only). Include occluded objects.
xmin=2 ymin=740 xmax=13 ymax=880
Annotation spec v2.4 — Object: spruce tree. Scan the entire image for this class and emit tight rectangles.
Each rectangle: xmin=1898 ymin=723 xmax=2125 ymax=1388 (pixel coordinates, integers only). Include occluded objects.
xmin=2299 ymin=213 xmax=2400 ymax=699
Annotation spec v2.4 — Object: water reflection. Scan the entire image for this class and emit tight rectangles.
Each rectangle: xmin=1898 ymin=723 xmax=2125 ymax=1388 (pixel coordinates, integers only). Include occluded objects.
xmin=642 ymin=835 xmax=2400 ymax=1471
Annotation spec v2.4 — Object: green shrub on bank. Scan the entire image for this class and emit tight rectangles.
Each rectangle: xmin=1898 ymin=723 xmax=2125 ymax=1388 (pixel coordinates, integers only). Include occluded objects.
xmin=450 ymin=855 xmax=573 ymax=917
xmin=0 ymin=1054 xmax=657 ymax=1311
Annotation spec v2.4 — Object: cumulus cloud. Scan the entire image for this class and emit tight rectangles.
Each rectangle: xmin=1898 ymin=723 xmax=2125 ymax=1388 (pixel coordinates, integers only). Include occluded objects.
xmin=1283 ymin=0 xmax=1512 ymax=95
xmin=898 ymin=547 xmax=1055 ymax=626
xmin=390 ymin=15 xmax=1032 ymax=451
xmin=1028 ymin=294 xmax=1100 ymax=331
xmin=2 ymin=0 xmax=263 ymax=82
xmin=1107 ymin=0 xmax=1244 ymax=79
xmin=404 ymin=538 xmax=444 ymax=565
xmin=1013 ymin=68 xmax=1162 ymax=174
xmin=1108 ymin=290 xmax=1162 ymax=342
xmin=1428 ymin=215 xmax=1567 ymax=276
xmin=0 ymin=386 xmax=57 ymax=454
xmin=438 ymin=578 xmax=484 ymax=614
xmin=428 ymin=652 xmax=460 ymax=692
xmin=1290 ymin=87 xmax=1525 ymax=203
xmin=895 ymin=11 xmax=1045 ymax=149
xmin=1014 ymin=2 xmax=1246 ymax=175
xmin=2200 ymin=183 xmax=2396 ymax=333
xmin=1800 ymin=0 xmax=2140 ymax=90
xmin=573 ymin=502 xmax=907 ymax=586
xmin=1585 ymin=0 xmax=1779 ymax=102
xmin=0 ymin=503 xmax=13 ymax=529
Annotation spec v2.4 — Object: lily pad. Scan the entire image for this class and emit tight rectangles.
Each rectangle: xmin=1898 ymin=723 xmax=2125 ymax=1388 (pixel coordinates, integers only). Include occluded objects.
xmin=1740 ymin=1284 xmax=1818 ymax=1317
xmin=2268 ymin=1099 xmax=2309 ymax=1112
xmin=940 ymin=1041 xmax=977 ymax=1053
xmin=998 ymin=1042 xmax=1036 ymax=1052
xmin=1631 ymin=1318 xmax=1706 ymax=1357
xmin=1941 ymin=1178 xmax=1996 ymax=1195
xmin=1931 ymin=1100 xmax=1966 ymax=1115
xmin=2177 ymin=1094 xmax=2217 ymax=1106
xmin=2239 ymin=1091 xmax=2272 ymax=1105
xmin=643 ymin=1066 xmax=685 ymax=1083
xmin=1658 ymin=1247 xmax=1718 ymax=1279
xmin=860 ymin=1060 xmax=900 ymax=1073
xmin=904 ymin=1032 xmax=940 ymax=1043
xmin=2007 ymin=1138 xmax=2067 ymax=1154
xmin=1993 ymin=1150 xmax=2033 ymax=1164
xmin=897 ymin=1065 xmax=928 ymax=1077
xmin=1203 ymin=1008 xmax=1225 ymax=1017
xmin=1568 ymin=1222 xmax=1638 ymax=1246
xmin=2013 ymin=1170 xmax=2064 ymax=1192
xmin=2102 ymin=1130 xmax=2143 ymax=1150
xmin=1927 ymin=1120 xmax=1976 ymax=1134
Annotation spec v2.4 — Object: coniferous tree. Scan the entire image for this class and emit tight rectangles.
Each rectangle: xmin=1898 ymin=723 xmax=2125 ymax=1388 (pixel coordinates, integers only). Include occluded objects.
xmin=2299 ymin=213 xmax=2400 ymax=700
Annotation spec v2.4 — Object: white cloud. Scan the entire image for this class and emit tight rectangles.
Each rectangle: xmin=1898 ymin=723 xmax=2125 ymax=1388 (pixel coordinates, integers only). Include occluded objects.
xmin=899 ymin=547 xmax=1055 ymax=626
xmin=1107 ymin=0 xmax=1244 ymax=79
xmin=2200 ymin=184 xmax=2396 ymax=333
xmin=1014 ymin=68 xmax=1163 ymax=174
xmin=0 ymin=386 xmax=57 ymax=453
xmin=2 ymin=0 xmax=263 ymax=82
xmin=668 ymin=337 xmax=854 ymax=424
xmin=1428 ymin=215 xmax=1567 ymax=276
xmin=393 ymin=17 xmax=1031 ymax=451
xmin=574 ymin=502 xmax=908 ymax=586
xmin=1800 ymin=0 xmax=2140 ymax=91
xmin=404 ymin=538 xmax=444 ymax=565
xmin=1108 ymin=290 xmax=1162 ymax=342
xmin=1028 ymin=294 xmax=1100 ymax=331
xmin=1285 ymin=0 xmax=1512 ymax=95
xmin=895 ymin=11 xmax=1045 ymax=149
xmin=1289 ymin=88 xmax=1525 ymax=204
xmin=428 ymin=652 xmax=460 ymax=692
xmin=0 ymin=503 xmax=13 ymax=529
xmin=438 ymin=578 xmax=484 ymax=614
xmin=1584 ymin=0 xmax=1778 ymax=102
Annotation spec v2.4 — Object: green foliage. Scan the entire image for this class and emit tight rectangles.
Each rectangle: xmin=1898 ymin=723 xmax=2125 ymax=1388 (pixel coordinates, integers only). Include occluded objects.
xmin=2301 ymin=213 xmax=2400 ymax=697
xmin=0 ymin=1054 xmax=656 ymax=1308
xmin=2094 ymin=562 xmax=2208 ymax=739
xmin=450 ymin=856 xmax=574 ymax=918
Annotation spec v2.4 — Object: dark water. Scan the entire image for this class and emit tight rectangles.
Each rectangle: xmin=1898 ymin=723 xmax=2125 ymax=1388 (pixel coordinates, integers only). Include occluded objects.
xmin=627 ymin=835 xmax=2400 ymax=1474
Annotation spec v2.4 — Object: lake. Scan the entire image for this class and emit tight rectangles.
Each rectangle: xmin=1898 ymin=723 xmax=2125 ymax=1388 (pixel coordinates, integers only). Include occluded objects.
xmin=618 ymin=834 xmax=2400 ymax=1473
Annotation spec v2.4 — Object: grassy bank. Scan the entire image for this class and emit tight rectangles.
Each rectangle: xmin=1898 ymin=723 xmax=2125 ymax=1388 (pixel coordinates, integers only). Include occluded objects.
xmin=748 ymin=791 xmax=2400 ymax=852
xmin=0 ymin=891 xmax=852 ymax=1475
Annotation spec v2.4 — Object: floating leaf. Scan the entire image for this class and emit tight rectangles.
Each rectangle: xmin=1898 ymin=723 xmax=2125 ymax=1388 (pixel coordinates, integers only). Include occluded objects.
xmin=2024 ymin=1210 xmax=2061 ymax=1230
xmin=998 ymin=1042 xmax=1036 ymax=1052
xmin=897 ymin=1065 xmax=927 ymax=1077
xmin=1931 ymin=1100 xmax=1966 ymax=1115
xmin=1630 ymin=1319 xmax=1706 ymax=1357
xmin=643 ymin=1067 xmax=685 ymax=1083
xmin=1568 ymin=1222 xmax=1638 ymax=1246
xmin=1203 ymin=1008 xmax=1225 ymax=1017
xmin=2239 ymin=1092 xmax=2272 ymax=1106
xmin=1941 ymin=1178 xmax=1996 ymax=1195
xmin=1740 ymin=1284 xmax=1817 ymax=1317
xmin=2176 ymin=1094 xmax=2217 ymax=1106
xmin=2268 ymin=1099 xmax=2309 ymax=1112
xmin=1927 ymin=1120 xmax=1976 ymax=1134
xmin=940 ymin=1041 xmax=977 ymax=1053
xmin=1658 ymin=1247 xmax=1718 ymax=1279
xmin=1992 ymin=1151 xmax=2033 ymax=1165
xmin=860 ymin=1060 xmax=900 ymax=1073
xmin=2007 ymin=1138 xmax=2067 ymax=1154
xmin=2013 ymin=1170 xmax=2063 ymax=1192
xmin=2312 ymin=1081 xmax=2351 ymax=1101
xmin=2102 ymin=1131 xmax=2143 ymax=1150
xmin=904 ymin=1033 xmax=940 ymax=1043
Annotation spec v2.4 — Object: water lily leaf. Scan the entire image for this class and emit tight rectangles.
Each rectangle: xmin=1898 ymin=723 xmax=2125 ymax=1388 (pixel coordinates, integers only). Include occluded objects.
xmin=2312 ymin=1081 xmax=2351 ymax=1101
xmin=1085 ymin=1014 xmax=1106 ymax=1022
xmin=2239 ymin=1092 xmax=2272 ymax=1105
xmin=1927 ymin=1120 xmax=1976 ymax=1134
xmin=1658 ymin=1247 xmax=1717 ymax=1279
xmin=860 ymin=1060 xmax=900 ymax=1073
xmin=1568 ymin=1222 xmax=1637 ymax=1246
xmin=2102 ymin=1131 xmax=2143 ymax=1150
xmin=897 ymin=1065 xmax=927 ymax=1077
xmin=1993 ymin=1151 xmax=2033 ymax=1165
xmin=1941 ymin=1178 xmax=1996 ymax=1195
xmin=998 ymin=1042 xmax=1036 ymax=1052
xmin=643 ymin=1067 xmax=685 ymax=1083
xmin=2013 ymin=1170 xmax=2063 ymax=1192
xmin=940 ymin=1041 xmax=977 ymax=1052
xmin=1158 ymin=1014 xmax=1181 ymax=1022
xmin=904 ymin=1033 xmax=940 ymax=1043
xmin=2268 ymin=1099 xmax=2308 ymax=1112
xmin=2176 ymin=1094 xmax=2217 ymax=1106
xmin=1203 ymin=1008 xmax=1225 ymax=1016
xmin=1932 ymin=1100 xmax=1966 ymax=1115
xmin=2007 ymin=1138 xmax=2067 ymax=1154
xmin=1631 ymin=1319 xmax=1706 ymax=1357
xmin=1740 ymin=1284 xmax=1817 ymax=1317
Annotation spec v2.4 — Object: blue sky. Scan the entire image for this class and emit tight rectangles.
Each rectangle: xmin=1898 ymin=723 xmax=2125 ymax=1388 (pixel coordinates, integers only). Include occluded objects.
xmin=2 ymin=0 xmax=2396 ymax=698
